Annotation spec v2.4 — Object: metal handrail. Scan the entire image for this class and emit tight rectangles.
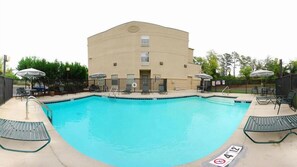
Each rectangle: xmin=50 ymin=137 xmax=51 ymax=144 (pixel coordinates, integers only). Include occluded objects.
xmin=26 ymin=96 xmax=53 ymax=122
xmin=222 ymin=86 xmax=230 ymax=95
xmin=108 ymin=86 xmax=118 ymax=97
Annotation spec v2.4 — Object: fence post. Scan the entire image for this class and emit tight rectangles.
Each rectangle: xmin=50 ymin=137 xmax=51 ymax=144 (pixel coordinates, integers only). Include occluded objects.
xmin=3 ymin=77 xmax=5 ymax=103
xmin=290 ymin=73 xmax=292 ymax=90
xmin=245 ymin=79 xmax=248 ymax=94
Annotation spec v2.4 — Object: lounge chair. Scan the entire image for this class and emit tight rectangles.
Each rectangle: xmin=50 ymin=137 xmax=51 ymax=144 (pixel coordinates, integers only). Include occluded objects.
xmin=251 ymin=86 xmax=259 ymax=94
xmin=141 ymin=84 xmax=150 ymax=94
xmin=59 ymin=86 xmax=67 ymax=95
xmin=16 ymin=87 xmax=30 ymax=100
xmin=274 ymin=91 xmax=296 ymax=115
xmin=0 ymin=118 xmax=51 ymax=152
xmin=89 ymin=84 xmax=100 ymax=92
xmin=159 ymin=84 xmax=167 ymax=94
xmin=123 ymin=84 xmax=132 ymax=94
xmin=243 ymin=114 xmax=297 ymax=144
xmin=256 ymin=96 xmax=272 ymax=105
xmin=256 ymin=95 xmax=277 ymax=105
xmin=108 ymin=85 xmax=118 ymax=96
xmin=196 ymin=85 xmax=203 ymax=92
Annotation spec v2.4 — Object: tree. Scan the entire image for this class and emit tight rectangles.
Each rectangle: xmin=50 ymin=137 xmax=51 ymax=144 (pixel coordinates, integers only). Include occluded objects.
xmin=264 ymin=56 xmax=280 ymax=77
xmin=4 ymin=68 xmax=18 ymax=79
xmin=288 ymin=60 xmax=297 ymax=74
xmin=231 ymin=51 xmax=240 ymax=77
xmin=0 ymin=57 xmax=3 ymax=75
xmin=255 ymin=60 xmax=264 ymax=70
xmin=193 ymin=50 xmax=220 ymax=79
xmin=239 ymin=66 xmax=252 ymax=80
xmin=17 ymin=56 xmax=88 ymax=82
xmin=237 ymin=55 xmax=251 ymax=68
xmin=193 ymin=56 xmax=210 ymax=74
xmin=218 ymin=53 xmax=233 ymax=76
xmin=250 ymin=58 xmax=257 ymax=71
xmin=206 ymin=50 xmax=220 ymax=79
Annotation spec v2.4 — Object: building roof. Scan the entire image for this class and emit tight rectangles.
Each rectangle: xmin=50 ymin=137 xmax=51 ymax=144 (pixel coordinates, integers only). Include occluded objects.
xmin=88 ymin=21 xmax=188 ymax=40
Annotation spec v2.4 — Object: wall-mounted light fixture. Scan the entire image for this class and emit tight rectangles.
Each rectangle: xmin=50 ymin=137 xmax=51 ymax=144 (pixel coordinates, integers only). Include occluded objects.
xmin=113 ymin=63 xmax=117 ymax=66
xmin=184 ymin=64 xmax=187 ymax=68
xmin=160 ymin=62 xmax=163 ymax=65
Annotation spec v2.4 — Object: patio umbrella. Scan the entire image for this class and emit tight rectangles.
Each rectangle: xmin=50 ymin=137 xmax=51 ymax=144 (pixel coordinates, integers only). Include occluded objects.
xmin=16 ymin=68 xmax=46 ymax=88
xmin=250 ymin=69 xmax=274 ymax=78
xmin=195 ymin=73 xmax=213 ymax=91
xmin=250 ymin=69 xmax=274 ymax=86
xmin=89 ymin=72 xmax=106 ymax=79
xmin=195 ymin=73 xmax=213 ymax=80
xmin=89 ymin=72 xmax=107 ymax=91
xmin=16 ymin=68 xmax=46 ymax=79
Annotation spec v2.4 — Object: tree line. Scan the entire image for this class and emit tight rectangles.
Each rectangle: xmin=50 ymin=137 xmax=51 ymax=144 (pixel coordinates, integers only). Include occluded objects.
xmin=16 ymin=56 xmax=88 ymax=81
xmin=193 ymin=50 xmax=297 ymax=80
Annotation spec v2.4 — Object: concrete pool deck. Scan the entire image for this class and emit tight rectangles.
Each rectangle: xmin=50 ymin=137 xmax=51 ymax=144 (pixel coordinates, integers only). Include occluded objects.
xmin=0 ymin=90 xmax=296 ymax=167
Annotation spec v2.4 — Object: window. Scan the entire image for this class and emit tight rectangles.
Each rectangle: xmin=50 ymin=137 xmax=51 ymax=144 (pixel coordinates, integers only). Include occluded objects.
xmin=141 ymin=35 xmax=149 ymax=47
xmin=111 ymin=74 xmax=118 ymax=86
xmin=141 ymin=52 xmax=149 ymax=65
xmin=127 ymin=74 xmax=135 ymax=85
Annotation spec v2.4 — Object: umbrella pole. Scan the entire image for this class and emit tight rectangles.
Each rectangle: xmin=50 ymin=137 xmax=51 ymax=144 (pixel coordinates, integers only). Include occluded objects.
xmin=203 ymin=80 xmax=205 ymax=91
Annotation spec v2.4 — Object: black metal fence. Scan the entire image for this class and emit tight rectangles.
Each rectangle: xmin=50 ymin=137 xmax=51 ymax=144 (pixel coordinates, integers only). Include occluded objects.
xmin=47 ymin=79 xmax=87 ymax=93
xmin=276 ymin=74 xmax=297 ymax=95
xmin=211 ymin=78 xmax=276 ymax=94
xmin=276 ymin=74 xmax=297 ymax=108
xmin=88 ymin=78 xmax=167 ymax=93
xmin=0 ymin=76 xmax=13 ymax=105
xmin=23 ymin=78 xmax=167 ymax=95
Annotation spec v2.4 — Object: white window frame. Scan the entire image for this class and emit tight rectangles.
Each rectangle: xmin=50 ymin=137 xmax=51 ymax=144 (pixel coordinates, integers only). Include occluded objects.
xmin=141 ymin=52 xmax=149 ymax=65
xmin=141 ymin=35 xmax=149 ymax=47
xmin=111 ymin=74 xmax=118 ymax=86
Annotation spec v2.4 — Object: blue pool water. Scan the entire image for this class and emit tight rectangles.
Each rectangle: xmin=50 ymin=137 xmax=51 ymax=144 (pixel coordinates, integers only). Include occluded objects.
xmin=46 ymin=96 xmax=249 ymax=167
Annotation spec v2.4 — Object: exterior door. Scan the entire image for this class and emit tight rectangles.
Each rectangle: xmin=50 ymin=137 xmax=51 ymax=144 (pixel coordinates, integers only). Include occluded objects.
xmin=141 ymin=74 xmax=149 ymax=86
xmin=140 ymin=70 xmax=151 ymax=89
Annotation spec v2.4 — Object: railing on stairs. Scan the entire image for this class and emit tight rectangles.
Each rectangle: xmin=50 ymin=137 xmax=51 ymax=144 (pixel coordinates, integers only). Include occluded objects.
xmin=222 ymin=86 xmax=230 ymax=95
xmin=26 ymin=96 xmax=53 ymax=122
xmin=108 ymin=86 xmax=118 ymax=97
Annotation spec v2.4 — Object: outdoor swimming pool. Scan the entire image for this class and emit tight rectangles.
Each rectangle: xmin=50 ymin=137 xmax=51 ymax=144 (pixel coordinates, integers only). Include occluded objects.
xmin=46 ymin=96 xmax=250 ymax=167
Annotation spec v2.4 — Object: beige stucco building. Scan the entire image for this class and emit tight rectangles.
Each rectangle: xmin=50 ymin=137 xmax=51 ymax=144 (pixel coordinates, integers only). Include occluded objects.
xmin=88 ymin=21 xmax=201 ymax=91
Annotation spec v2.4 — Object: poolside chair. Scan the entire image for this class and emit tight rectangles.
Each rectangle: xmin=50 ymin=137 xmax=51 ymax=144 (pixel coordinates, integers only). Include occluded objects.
xmin=159 ymin=84 xmax=167 ymax=94
xmin=0 ymin=118 xmax=51 ymax=152
xmin=256 ymin=96 xmax=273 ymax=105
xmin=251 ymin=86 xmax=259 ymax=94
xmin=123 ymin=84 xmax=132 ymax=94
xmin=274 ymin=91 xmax=296 ymax=115
xmin=16 ymin=87 xmax=30 ymax=100
xmin=256 ymin=90 xmax=277 ymax=105
xmin=197 ymin=85 xmax=205 ymax=93
xmin=59 ymin=86 xmax=67 ymax=95
xmin=141 ymin=84 xmax=150 ymax=94
xmin=108 ymin=85 xmax=118 ymax=96
xmin=89 ymin=84 xmax=100 ymax=92
xmin=243 ymin=114 xmax=297 ymax=144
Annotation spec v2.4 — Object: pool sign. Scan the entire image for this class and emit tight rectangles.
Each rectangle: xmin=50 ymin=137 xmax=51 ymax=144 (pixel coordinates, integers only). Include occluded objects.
xmin=209 ymin=145 xmax=243 ymax=167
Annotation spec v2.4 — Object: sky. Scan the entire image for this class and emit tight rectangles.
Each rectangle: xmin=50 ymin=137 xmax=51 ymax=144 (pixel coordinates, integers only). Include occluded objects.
xmin=1 ymin=0 xmax=297 ymax=70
